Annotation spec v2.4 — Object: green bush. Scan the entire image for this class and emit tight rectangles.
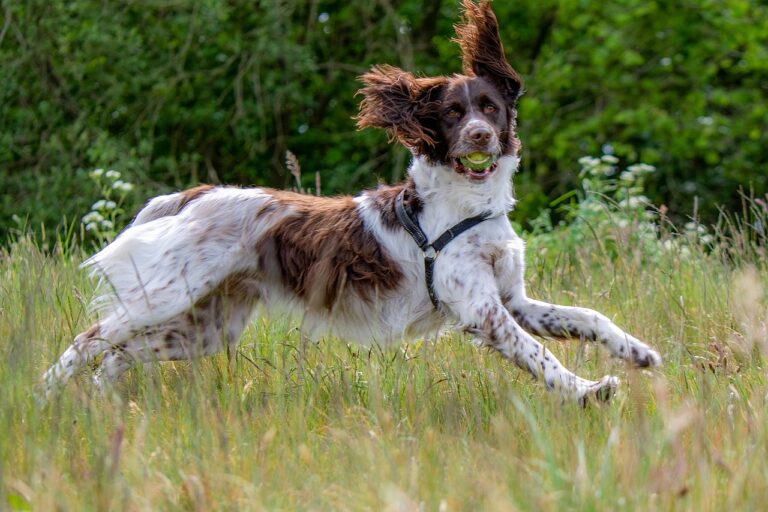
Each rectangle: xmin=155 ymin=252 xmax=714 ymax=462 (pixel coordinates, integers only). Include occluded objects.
xmin=1 ymin=0 xmax=766 ymax=242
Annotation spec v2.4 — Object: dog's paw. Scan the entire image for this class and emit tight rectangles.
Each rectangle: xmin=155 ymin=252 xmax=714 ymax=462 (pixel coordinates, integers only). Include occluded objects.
xmin=629 ymin=345 xmax=662 ymax=368
xmin=577 ymin=375 xmax=619 ymax=407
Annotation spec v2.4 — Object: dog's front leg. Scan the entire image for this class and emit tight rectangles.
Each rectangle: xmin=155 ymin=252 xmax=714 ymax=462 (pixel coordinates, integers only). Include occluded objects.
xmin=463 ymin=297 xmax=617 ymax=405
xmin=494 ymin=239 xmax=661 ymax=367
xmin=508 ymin=299 xmax=662 ymax=368
xmin=439 ymin=270 xmax=618 ymax=405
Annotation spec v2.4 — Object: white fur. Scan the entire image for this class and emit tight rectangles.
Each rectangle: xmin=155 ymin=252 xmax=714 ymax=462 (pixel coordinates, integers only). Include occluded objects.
xmin=84 ymin=188 xmax=284 ymax=330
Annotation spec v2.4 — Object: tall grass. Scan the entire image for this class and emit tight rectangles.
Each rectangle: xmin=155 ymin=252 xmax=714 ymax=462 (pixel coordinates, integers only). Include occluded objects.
xmin=1 ymin=206 xmax=767 ymax=510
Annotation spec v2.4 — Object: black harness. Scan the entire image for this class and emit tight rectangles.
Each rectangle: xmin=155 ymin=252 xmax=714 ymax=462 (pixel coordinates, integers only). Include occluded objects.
xmin=394 ymin=189 xmax=493 ymax=310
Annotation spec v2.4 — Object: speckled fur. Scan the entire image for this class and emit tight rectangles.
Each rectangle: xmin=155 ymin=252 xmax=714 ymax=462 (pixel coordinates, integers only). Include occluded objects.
xmin=40 ymin=0 xmax=660 ymax=405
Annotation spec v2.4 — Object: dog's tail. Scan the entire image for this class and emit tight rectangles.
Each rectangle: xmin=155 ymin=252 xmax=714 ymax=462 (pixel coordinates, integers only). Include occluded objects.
xmin=82 ymin=187 xmax=283 ymax=331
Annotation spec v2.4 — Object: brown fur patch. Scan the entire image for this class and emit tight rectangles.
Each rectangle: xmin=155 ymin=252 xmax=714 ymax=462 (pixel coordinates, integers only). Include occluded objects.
xmin=262 ymin=190 xmax=403 ymax=310
xmin=454 ymin=0 xmax=523 ymax=103
xmin=366 ymin=178 xmax=422 ymax=231
xmin=178 ymin=184 xmax=215 ymax=210
xmin=135 ymin=184 xmax=217 ymax=225
xmin=356 ymin=65 xmax=449 ymax=159
xmin=83 ymin=324 xmax=100 ymax=339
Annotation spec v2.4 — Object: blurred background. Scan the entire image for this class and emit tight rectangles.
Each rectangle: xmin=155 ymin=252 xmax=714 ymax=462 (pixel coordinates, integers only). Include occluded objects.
xmin=1 ymin=0 xmax=767 ymax=242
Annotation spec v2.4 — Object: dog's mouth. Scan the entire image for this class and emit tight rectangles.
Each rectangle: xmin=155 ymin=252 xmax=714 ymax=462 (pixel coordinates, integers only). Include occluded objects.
xmin=452 ymin=152 xmax=499 ymax=181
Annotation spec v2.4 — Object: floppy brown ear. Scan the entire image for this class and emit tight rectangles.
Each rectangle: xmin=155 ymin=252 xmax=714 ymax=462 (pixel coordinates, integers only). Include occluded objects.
xmin=455 ymin=0 xmax=523 ymax=103
xmin=356 ymin=65 xmax=448 ymax=153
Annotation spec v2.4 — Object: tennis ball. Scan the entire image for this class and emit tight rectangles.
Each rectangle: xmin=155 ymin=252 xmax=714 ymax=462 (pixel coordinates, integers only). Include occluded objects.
xmin=460 ymin=152 xmax=496 ymax=170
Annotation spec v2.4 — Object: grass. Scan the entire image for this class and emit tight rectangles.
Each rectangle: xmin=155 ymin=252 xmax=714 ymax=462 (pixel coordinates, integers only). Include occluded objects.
xmin=1 ymin=218 xmax=767 ymax=511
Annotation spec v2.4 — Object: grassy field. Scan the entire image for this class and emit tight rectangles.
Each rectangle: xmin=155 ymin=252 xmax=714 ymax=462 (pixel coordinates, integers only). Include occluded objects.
xmin=1 ymin=218 xmax=767 ymax=511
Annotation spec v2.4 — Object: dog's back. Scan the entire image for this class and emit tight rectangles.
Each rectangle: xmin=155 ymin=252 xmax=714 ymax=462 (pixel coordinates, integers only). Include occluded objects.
xmin=131 ymin=184 xmax=216 ymax=225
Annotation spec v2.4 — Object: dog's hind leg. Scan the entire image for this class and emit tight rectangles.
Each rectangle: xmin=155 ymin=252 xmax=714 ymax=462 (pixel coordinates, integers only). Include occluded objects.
xmin=92 ymin=348 xmax=134 ymax=388
xmin=508 ymin=299 xmax=662 ymax=368
xmin=40 ymin=315 xmax=134 ymax=401
xmin=92 ymin=293 xmax=256 ymax=388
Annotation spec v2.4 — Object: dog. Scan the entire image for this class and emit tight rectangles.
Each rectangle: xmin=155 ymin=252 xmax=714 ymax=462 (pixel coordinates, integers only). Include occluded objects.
xmin=41 ymin=0 xmax=661 ymax=405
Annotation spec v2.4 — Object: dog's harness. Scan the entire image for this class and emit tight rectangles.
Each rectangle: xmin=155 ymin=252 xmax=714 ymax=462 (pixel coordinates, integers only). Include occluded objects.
xmin=395 ymin=189 xmax=493 ymax=310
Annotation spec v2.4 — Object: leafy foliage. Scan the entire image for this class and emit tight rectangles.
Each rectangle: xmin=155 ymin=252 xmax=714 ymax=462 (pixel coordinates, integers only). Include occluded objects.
xmin=80 ymin=169 xmax=135 ymax=244
xmin=1 ymin=0 xmax=767 ymax=241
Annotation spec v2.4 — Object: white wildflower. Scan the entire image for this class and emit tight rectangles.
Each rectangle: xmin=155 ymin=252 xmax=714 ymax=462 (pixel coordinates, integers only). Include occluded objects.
xmin=588 ymin=167 xmax=601 ymax=177
xmin=100 ymin=219 xmax=114 ymax=230
xmin=112 ymin=180 xmax=125 ymax=190
xmin=104 ymin=200 xmax=117 ymax=210
xmin=601 ymin=155 xmax=619 ymax=164
xmin=619 ymin=195 xmax=650 ymax=209
xmin=626 ymin=163 xmax=655 ymax=175
xmin=587 ymin=163 xmax=613 ymax=177
xmin=85 ymin=222 xmax=98 ymax=231
xmin=684 ymin=221 xmax=707 ymax=234
xmin=118 ymin=182 xmax=134 ymax=192
xmin=620 ymin=171 xmax=636 ymax=182
xmin=82 ymin=211 xmax=104 ymax=223
xmin=578 ymin=156 xmax=601 ymax=168
xmin=105 ymin=170 xmax=121 ymax=180
xmin=638 ymin=222 xmax=658 ymax=235
xmin=92 ymin=199 xmax=107 ymax=210
xmin=90 ymin=168 xmax=104 ymax=179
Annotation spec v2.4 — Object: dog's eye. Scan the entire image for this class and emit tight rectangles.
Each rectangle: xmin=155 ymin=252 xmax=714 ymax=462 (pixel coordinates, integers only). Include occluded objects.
xmin=446 ymin=108 xmax=462 ymax=119
xmin=483 ymin=103 xmax=498 ymax=114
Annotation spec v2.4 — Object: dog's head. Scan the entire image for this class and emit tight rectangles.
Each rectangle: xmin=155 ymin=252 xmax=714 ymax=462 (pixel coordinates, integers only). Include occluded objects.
xmin=356 ymin=0 xmax=522 ymax=183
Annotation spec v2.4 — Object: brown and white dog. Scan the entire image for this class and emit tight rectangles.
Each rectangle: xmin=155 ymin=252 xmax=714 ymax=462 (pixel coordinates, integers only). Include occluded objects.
xmin=42 ymin=0 xmax=660 ymax=404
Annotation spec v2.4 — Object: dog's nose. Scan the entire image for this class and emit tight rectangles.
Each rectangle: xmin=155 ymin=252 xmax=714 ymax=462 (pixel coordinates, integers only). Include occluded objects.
xmin=468 ymin=126 xmax=493 ymax=143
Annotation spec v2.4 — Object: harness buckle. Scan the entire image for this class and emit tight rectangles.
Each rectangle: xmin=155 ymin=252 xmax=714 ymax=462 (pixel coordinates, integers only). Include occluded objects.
xmin=394 ymin=188 xmax=492 ymax=310
xmin=423 ymin=246 xmax=439 ymax=260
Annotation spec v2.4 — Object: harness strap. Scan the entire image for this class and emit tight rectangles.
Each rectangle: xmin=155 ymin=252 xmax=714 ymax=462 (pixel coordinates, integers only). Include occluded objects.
xmin=394 ymin=189 xmax=492 ymax=310
xmin=394 ymin=191 xmax=429 ymax=251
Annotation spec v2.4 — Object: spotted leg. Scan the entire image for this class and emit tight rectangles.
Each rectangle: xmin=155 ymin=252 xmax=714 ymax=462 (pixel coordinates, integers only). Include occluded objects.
xmin=92 ymin=294 xmax=255 ymax=389
xmin=494 ymin=236 xmax=661 ymax=368
xmin=438 ymin=261 xmax=618 ymax=404
xmin=39 ymin=316 xmax=132 ymax=402
xmin=507 ymin=299 xmax=662 ymax=367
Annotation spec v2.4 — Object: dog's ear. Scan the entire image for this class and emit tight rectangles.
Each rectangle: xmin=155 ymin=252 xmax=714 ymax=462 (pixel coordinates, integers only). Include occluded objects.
xmin=356 ymin=65 xmax=448 ymax=153
xmin=455 ymin=0 xmax=523 ymax=103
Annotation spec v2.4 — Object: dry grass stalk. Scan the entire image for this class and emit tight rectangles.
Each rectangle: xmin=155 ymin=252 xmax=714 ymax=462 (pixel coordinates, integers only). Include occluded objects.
xmin=729 ymin=265 xmax=768 ymax=358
